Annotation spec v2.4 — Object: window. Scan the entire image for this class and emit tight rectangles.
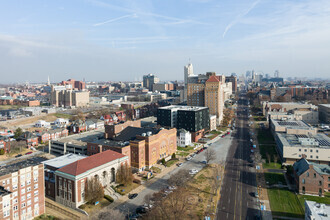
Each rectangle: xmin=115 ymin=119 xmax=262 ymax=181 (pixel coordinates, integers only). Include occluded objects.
xmin=27 ymin=179 xmax=31 ymax=185
xmin=34 ymin=190 xmax=38 ymax=196
xmin=6 ymin=179 xmax=10 ymax=184
xmin=13 ymin=192 xmax=17 ymax=197
xmin=12 ymin=177 xmax=17 ymax=183
xmin=302 ymin=179 xmax=305 ymax=184
xmin=34 ymin=197 xmax=38 ymax=203
xmin=21 ymin=188 xmax=25 ymax=194
xmin=3 ymin=210 xmax=10 ymax=218
xmin=13 ymin=185 xmax=17 ymax=190
xmin=299 ymin=149 xmax=301 ymax=152
xmin=14 ymin=212 xmax=18 ymax=218
xmin=310 ymin=155 xmax=313 ymax=158
xmin=27 ymin=193 xmax=31 ymax=199
xmin=13 ymin=205 xmax=18 ymax=211
xmin=26 ymin=173 xmax=31 ymax=178
xmin=34 ymin=177 xmax=38 ymax=183
xmin=22 ymin=203 xmax=26 ymax=208
xmin=33 ymin=170 xmax=38 ymax=177
xmin=299 ymin=155 xmax=301 ymax=157
xmin=34 ymin=203 xmax=39 ymax=209
xmin=27 ymin=200 xmax=31 ymax=206
xmin=316 ymin=150 xmax=319 ymax=153
xmin=316 ymin=156 xmax=319 ymax=159
xmin=306 ymin=172 xmax=309 ymax=177
xmin=310 ymin=149 xmax=313 ymax=152
xmin=13 ymin=198 xmax=18 ymax=204
xmin=22 ymin=195 xmax=25 ymax=201
xmin=319 ymin=181 xmax=322 ymax=186
xmin=2 ymin=180 xmax=5 ymax=185
xmin=314 ymin=173 xmax=317 ymax=178
xmin=34 ymin=183 xmax=38 ymax=189
xmin=27 ymin=187 xmax=31 ymax=192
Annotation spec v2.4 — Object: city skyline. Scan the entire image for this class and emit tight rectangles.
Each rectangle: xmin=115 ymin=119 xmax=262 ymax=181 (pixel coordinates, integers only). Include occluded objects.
xmin=1 ymin=0 xmax=330 ymax=83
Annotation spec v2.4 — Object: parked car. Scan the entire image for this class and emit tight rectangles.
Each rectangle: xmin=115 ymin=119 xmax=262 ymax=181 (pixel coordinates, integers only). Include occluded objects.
xmin=200 ymin=161 xmax=207 ymax=164
xmin=176 ymin=163 xmax=183 ymax=167
xmin=136 ymin=206 xmax=147 ymax=214
xmin=126 ymin=213 xmax=141 ymax=220
xmin=189 ymin=169 xmax=199 ymax=175
xmin=168 ymin=186 xmax=177 ymax=190
xmin=15 ymin=154 xmax=22 ymax=158
xmin=254 ymin=191 xmax=259 ymax=198
xmin=191 ymin=153 xmax=196 ymax=158
xmin=128 ymin=193 xmax=138 ymax=199
xmin=25 ymin=152 xmax=33 ymax=155
xmin=186 ymin=156 xmax=192 ymax=161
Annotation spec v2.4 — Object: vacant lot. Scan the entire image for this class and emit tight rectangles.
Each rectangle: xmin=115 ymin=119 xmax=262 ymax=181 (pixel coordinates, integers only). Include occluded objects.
xmin=268 ymin=188 xmax=304 ymax=218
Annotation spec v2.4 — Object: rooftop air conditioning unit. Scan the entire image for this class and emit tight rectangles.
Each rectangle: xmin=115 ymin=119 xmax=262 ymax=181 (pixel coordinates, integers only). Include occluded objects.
xmin=141 ymin=133 xmax=146 ymax=136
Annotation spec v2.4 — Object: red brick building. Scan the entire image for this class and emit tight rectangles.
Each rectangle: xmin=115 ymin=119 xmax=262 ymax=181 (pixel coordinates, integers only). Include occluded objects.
xmin=0 ymin=137 xmax=10 ymax=153
xmin=293 ymin=158 xmax=330 ymax=196
xmin=60 ymin=79 xmax=86 ymax=90
xmin=0 ymin=159 xmax=45 ymax=219
xmin=54 ymin=150 xmax=128 ymax=209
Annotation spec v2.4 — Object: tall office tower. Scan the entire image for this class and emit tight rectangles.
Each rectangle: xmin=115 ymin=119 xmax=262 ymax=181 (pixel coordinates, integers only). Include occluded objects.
xmin=252 ymin=70 xmax=256 ymax=81
xmin=184 ymin=62 xmax=193 ymax=101
xmin=143 ymin=74 xmax=159 ymax=91
xmin=205 ymin=75 xmax=225 ymax=124
xmin=246 ymin=71 xmax=251 ymax=78
xmin=274 ymin=70 xmax=279 ymax=78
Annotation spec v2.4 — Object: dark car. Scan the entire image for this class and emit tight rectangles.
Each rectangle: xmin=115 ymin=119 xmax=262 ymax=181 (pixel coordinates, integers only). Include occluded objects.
xmin=25 ymin=152 xmax=33 ymax=155
xmin=15 ymin=154 xmax=22 ymax=158
xmin=176 ymin=163 xmax=183 ymax=167
xmin=128 ymin=193 xmax=138 ymax=199
xmin=136 ymin=206 xmax=147 ymax=214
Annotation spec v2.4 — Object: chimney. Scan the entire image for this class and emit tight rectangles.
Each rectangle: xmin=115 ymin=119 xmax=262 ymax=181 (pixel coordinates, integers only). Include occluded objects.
xmin=98 ymin=145 xmax=103 ymax=153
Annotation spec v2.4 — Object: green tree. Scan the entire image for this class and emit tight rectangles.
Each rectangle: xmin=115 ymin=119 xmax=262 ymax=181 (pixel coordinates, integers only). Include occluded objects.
xmin=14 ymin=127 xmax=23 ymax=139
xmin=171 ymin=153 xmax=176 ymax=159
xmin=0 ymin=148 xmax=5 ymax=155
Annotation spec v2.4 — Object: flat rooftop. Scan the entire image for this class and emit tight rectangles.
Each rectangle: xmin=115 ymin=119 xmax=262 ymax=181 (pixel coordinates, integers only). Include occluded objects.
xmin=277 ymin=133 xmax=330 ymax=149
xmin=42 ymin=153 xmax=87 ymax=169
xmin=0 ymin=158 xmax=43 ymax=177
xmin=158 ymin=105 xmax=208 ymax=111
xmin=305 ymin=200 xmax=330 ymax=220
xmin=54 ymin=129 xmax=105 ymax=145
xmin=319 ymin=104 xmax=330 ymax=108
xmin=89 ymin=139 xmax=130 ymax=148
xmin=271 ymin=119 xmax=314 ymax=130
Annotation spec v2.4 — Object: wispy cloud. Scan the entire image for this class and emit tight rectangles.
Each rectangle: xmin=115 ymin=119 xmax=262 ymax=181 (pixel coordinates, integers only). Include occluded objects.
xmin=222 ymin=0 xmax=261 ymax=38
xmin=93 ymin=13 xmax=137 ymax=26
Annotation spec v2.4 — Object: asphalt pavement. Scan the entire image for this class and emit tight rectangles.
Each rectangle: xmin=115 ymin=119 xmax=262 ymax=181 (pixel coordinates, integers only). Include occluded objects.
xmin=216 ymin=95 xmax=260 ymax=220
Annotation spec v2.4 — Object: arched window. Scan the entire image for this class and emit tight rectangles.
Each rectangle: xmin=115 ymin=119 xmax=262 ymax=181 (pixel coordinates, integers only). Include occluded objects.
xmin=306 ymin=172 xmax=309 ymax=177
xmin=302 ymin=179 xmax=305 ymax=184
xmin=302 ymin=186 xmax=305 ymax=194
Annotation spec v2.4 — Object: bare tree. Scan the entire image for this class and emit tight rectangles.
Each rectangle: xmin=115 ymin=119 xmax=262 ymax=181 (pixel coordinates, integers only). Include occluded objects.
xmin=205 ymin=148 xmax=216 ymax=164
xmin=254 ymin=152 xmax=262 ymax=164
xmin=273 ymin=154 xmax=278 ymax=164
xmin=168 ymin=169 xmax=191 ymax=188
xmin=116 ymin=162 xmax=133 ymax=186
xmin=84 ymin=177 xmax=104 ymax=204
xmin=92 ymin=208 xmax=125 ymax=220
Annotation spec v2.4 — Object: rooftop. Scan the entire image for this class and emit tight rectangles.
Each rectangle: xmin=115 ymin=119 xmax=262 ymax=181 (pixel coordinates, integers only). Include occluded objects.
xmin=305 ymin=200 xmax=330 ymax=220
xmin=158 ymin=105 xmax=208 ymax=111
xmin=277 ymin=133 xmax=330 ymax=149
xmin=42 ymin=153 xmax=87 ymax=169
xmin=0 ymin=158 xmax=42 ymax=177
xmin=56 ymin=150 xmax=127 ymax=176
xmin=271 ymin=119 xmax=315 ymax=131
xmin=319 ymin=104 xmax=330 ymax=108
xmin=114 ymin=126 xmax=160 ymax=142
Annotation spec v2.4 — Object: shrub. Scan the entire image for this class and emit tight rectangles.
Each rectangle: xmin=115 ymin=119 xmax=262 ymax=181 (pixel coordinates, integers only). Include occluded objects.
xmin=133 ymin=179 xmax=141 ymax=184
xmin=104 ymin=195 xmax=114 ymax=203
xmin=161 ymin=158 xmax=166 ymax=165
xmin=0 ymin=148 xmax=5 ymax=155
xmin=171 ymin=153 xmax=176 ymax=159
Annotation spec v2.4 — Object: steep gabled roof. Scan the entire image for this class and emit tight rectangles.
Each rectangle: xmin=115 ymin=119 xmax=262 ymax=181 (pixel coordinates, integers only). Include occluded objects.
xmin=293 ymin=158 xmax=310 ymax=175
xmin=57 ymin=150 xmax=127 ymax=176
xmin=206 ymin=75 xmax=220 ymax=83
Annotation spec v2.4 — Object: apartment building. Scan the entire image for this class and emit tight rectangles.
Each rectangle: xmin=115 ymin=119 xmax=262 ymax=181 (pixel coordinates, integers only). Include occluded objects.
xmin=319 ymin=104 xmax=330 ymax=124
xmin=157 ymin=105 xmax=210 ymax=142
xmin=0 ymin=159 xmax=45 ymax=220
xmin=225 ymin=75 xmax=237 ymax=94
xmin=270 ymin=119 xmax=318 ymax=136
xmin=262 ymin=102 xmax=317 ymax=117
xmin=50 ymin=86 xmax=89 ymax=107
xmin=205 ymin=75 xmax=225 ymax=124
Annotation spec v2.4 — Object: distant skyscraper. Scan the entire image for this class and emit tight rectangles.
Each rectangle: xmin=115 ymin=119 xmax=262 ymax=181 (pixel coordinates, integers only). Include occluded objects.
xmin=184 ymin=61 xmax=193 ymax=101
xmin=143 ymin=74 xmax=159 ymax=91
xmin=252 ymin=70 xmax=256 ymax=81
xmin=274 ymin=70 xmax=280 ymax=78
xmin=246 ymin=71 xmax=251 ymax=78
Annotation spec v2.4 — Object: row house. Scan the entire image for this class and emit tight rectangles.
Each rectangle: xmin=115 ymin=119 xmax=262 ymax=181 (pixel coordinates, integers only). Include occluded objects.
xmin=69 ymin=120 xmax=86 ymax=133
xmin=103 ymin=111 xmax=127 ymax=125
xmin=0 ymin=137 xmax=10 ymax=153
xmin=19 ymin=132 xmax=39 ymax=147
xmin=37 ymin=129 xmax=68 ymax=144
xmin=85 ymin=119 xmax=104 ymax=130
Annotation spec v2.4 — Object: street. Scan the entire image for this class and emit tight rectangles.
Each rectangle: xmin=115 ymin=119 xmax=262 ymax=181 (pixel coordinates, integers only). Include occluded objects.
xmin=216 ymin=94 xmax=259 ymax=220
xmin=116 ymin=129 xmax=234 ymax=215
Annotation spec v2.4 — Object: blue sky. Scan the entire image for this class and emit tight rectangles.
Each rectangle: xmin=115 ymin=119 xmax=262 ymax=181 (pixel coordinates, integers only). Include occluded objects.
xmin=0 ymin=0 xmax=330 ymax=83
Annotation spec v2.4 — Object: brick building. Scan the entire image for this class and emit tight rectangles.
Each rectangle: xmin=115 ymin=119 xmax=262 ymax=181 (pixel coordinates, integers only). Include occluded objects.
xmin=88 ymin=122 xmax=177 ymax=171
xmin=42 ymin=154 xmax=87 ymax=200
xmin=0 ymin=159 xmax=45 ymax=219
xmin=54 ymin=150 xmax=128 ymax=209
xmin=0 ymin=137 xmax=10 ymax=153
xmin=293 ymin=158 xmax=330 ymax=196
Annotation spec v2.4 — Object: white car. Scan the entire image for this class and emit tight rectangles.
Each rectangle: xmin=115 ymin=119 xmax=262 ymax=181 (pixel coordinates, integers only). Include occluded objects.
xmin=186 ymin=156 xmax=192 ymax=161
xmin=189 ymin=169 xmax=199 ymax=175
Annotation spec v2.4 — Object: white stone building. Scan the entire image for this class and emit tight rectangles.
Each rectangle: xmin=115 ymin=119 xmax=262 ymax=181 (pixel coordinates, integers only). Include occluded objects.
xmin=177 ymin=129 xmax=192 ymax=147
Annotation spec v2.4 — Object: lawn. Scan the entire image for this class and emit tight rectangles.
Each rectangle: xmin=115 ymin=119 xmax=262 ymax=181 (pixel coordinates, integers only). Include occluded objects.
xmin=116 ymin=182 xmax=140 ymax=195
xmin=297 ymin=192 xmax=330 ymax=211
xmin=263 ymin=162 xmax=282 ymax=170
xmin=267 ymin=188 xmax=304 ymax=218
xmin=177 ymin=146 xmax=194 ymax=152
xmin=53 ymin=113 xmax=72 ymax=119
xmin=257 ymin=129 xmax=275 ymax=145
xmin=80 ymin=198 xmax=111 ymax=215
xmin=166 ymin=159 xmax=179 ymax=167
xmin=0 ymin=105 xmax=22 ymax=110
xmin=176 ymin=151 xmax=189 ymax=157
xmin=264 ymin=173 xmax=286 ymax=185
xmin=151 ymin=166 xmax=161 ymax=173
xmin=210 ymin=130 xmax=221 ymax=135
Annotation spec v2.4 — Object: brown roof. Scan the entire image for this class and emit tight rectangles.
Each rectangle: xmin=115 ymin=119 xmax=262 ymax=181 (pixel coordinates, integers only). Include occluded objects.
xmin=206 ymin=75 xmax=220 ymax=83
xmin=57 ymin=150 xmax=127 ymax=176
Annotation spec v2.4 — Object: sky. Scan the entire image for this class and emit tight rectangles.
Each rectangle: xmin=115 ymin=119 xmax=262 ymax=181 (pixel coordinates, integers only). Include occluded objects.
xmin=0 ymin=0 xmax=330 ymax=83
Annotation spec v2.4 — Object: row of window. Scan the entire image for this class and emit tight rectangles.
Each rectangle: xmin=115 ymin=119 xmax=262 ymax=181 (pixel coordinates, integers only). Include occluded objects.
xmin=298 ymin=155 xmax=319 ymax=159
xmin=299 ymin=149 xmax=319 ymax=153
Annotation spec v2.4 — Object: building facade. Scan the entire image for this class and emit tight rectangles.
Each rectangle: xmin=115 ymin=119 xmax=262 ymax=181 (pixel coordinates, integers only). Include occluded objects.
xmin=319 ymin=104 xmax=330 ymax=124
xmin=143 ymin=74 xmax=159 ymax=91
xmin=0 ymin=159 xmax=45 ymax=220
xmin=225 ymin=75 xmax=237 ymax=94
xmin=54 ymin=150 xmax=128 ymax=209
